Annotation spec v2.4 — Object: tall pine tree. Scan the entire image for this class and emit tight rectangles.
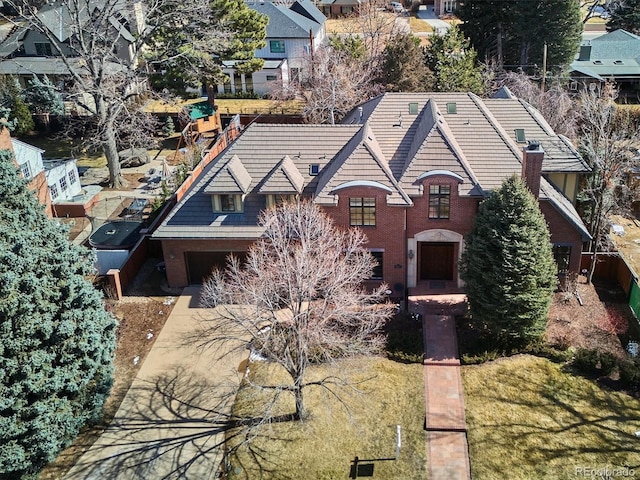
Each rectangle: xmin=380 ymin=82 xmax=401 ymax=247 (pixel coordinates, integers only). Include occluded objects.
xmin=0 ymin=146 xmax=116 ymax=479
xmin=458 ymin=0 xmax=582 ymax=72
xmin=459 ymin=175 xmax=557 ymax=346
xmin=607 ymin=0 xmax=640 ymax=35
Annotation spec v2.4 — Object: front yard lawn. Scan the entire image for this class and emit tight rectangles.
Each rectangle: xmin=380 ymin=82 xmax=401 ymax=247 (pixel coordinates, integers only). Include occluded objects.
xmin=463 ymin=355 xmax=640 ymax=480
xmin=226 ymin=356 xmax=427 ymax=479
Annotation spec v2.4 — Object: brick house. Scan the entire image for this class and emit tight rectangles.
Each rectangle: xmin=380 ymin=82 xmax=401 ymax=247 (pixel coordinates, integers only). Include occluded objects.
xmin=153 ymin=91 xmax=591 ymax=297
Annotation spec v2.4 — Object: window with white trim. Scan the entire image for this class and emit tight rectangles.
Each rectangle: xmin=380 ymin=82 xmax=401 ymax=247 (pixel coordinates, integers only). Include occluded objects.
xmin=50 ymin=183 xmax=59 ymax=200
xmin=68 ymin=169 xmax=77 ymax=186
xmin=266 ymin=194 xmax=297 ymax=209
xmin=59 ymin=175 xmax=67 ymax=193
xmin=212 ymin=194 xmax=243 ymax=213
xmin=20 ymin=162 xmax=31 ymax=179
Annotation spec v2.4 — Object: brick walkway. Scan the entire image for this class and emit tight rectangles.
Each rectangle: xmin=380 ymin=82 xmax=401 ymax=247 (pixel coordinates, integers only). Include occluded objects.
xmin=410 ymin=296 xmax=471 ymax=480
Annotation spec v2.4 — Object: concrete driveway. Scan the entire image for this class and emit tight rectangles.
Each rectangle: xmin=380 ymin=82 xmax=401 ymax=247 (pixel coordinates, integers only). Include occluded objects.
xmin=416 ymin=5 xmax=451 ymax=35
xmin=65 ymin=286 xmax=248 ymax=480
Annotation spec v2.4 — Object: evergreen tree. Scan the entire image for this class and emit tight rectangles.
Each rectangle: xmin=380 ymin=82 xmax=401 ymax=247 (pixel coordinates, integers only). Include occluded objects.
xmin=377 ymin=33 xmax=434 ymax=92
xmin=24 ymin=75 xmax=64 ymax=117
xmin=459 ymin=175 xmax=557 ymax=346
xmin=0 ymin=77 xmax=34 ymax=137
xmin=607 ymin=0 xmax=640 ymax=35
xmin=0 ymin=150 xmax=116 ymax=479
xmin=424 ymin=25 xmax=484 ymax=94
xmin=458 ymin=0 xmax=582 ymax=72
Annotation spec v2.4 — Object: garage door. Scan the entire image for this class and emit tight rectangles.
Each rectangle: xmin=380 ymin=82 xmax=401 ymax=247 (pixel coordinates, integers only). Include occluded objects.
xmin=185 ymin=251 xmax=246 ymax=284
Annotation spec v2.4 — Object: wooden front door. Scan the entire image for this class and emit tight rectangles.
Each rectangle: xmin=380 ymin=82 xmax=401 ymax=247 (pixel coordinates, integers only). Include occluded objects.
xmin=419 ymin=242 xmax=454 ymax=280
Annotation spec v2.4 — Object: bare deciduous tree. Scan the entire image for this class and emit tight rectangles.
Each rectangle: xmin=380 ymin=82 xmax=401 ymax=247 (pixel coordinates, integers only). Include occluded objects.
xmin=271 ymin=45 xmax=382 ymax=124
xmin=577 ymin=83 xmax=640 ymax=283
xmin=198 ymin=201 xmax=395 ymax=421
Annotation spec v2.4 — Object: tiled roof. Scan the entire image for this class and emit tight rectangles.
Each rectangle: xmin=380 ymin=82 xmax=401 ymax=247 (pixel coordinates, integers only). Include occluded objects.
xmin=248 ymin=0 xmax=325 ymax=38
xmin=204 ymin=155 xmax=252 ymax=194
xmin=154 ymin=92 xmax=590 ymax=240
xmin=259 ymin=155 xmax=305 ymax=194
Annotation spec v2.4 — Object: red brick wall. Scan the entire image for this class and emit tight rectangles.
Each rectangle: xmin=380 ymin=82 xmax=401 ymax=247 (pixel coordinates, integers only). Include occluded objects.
xmin=163 ymin=238 xmax=254 ymax=287
xmin=407 ymin=175 xmax=479 ymax=238
xmin=321 ymin=186 xmax=407 ymax=298
xmin=540 ymin=201 xmax=584 ymax=273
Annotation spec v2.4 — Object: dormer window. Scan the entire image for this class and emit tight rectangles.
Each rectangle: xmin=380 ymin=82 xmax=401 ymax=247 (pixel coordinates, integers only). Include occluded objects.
xmin=212 ymin=194 xmax=243 ymax=213
xmin=266 ymin=194 xmax=297 ymax=209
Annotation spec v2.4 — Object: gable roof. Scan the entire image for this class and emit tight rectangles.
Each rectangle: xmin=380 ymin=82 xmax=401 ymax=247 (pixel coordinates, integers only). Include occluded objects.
xmin=248 ymin=0 xmax=325 ymax=38
xmin=154 ymin=92 xmax=590 ymax=241
xmin=259 ymin=155 xmax=305 ymax=194
xmin=204 ymin=154 xmax=252 ymax=194
xmin=570 ymin=29 xmax=640 ymax=79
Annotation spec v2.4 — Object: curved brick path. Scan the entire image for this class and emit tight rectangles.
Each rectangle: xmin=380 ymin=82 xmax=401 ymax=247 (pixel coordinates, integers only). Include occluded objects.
xmin=410 ymin=296 xmax=471 ymax=480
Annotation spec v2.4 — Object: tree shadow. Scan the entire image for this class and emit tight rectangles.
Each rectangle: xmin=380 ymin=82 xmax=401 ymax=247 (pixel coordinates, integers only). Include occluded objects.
xmin=64 ymin=365 xmax=295 ymax=479
xmin=467 ymin=361 xmax=640 ymax=475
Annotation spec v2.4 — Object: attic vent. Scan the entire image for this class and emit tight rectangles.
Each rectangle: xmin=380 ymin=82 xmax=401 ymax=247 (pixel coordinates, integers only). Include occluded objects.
xmin=309 ymin=164 xmax=320 ymax=176
xmin=515 ymin=128 xmax=526 ymax=143
xmin=593 ymin=60 xmax=603 ymax=65
xmin=408 ymin=102 xmax=419 ymax=115
xmin=614 ymin=60 xmax=624 ymax=65
xmin=446 ymin=102 xmax=457 ymax=114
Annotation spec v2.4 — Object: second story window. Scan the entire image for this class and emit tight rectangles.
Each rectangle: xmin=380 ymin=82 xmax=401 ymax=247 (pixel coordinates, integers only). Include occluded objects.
xmin=350 ymin=197 xmax=376 ymax=226
xmin=20 ymin=163 xmax=31 ymax=180
xmin=270 ymin=40 xmax=285 ymax=54
xmin=212 ymin=194 xmax=243 ymax=213
xmin=68 ymin=169 xmax=77 ymax=186
xmin=429 ymin=185 xmax=450 ymax=219
xmin=59 ymin=175 xmax=68 ymax=192
xmin=266 ymin=194 xmax=296 ymax=209
xmin=50 ymin=183 xmax=59 ymax=200
xmin=370 ymin=251 xmax=383 ymax=279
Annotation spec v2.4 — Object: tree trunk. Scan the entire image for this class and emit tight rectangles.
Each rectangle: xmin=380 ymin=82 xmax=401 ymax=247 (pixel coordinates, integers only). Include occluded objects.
xmin=104 ymin=123 xmax=123 ymax=188
xmin=294 ymin=386 xmax=307 ymax=421
xmin=496 ymin=22 xmax=503 ymax=69
xmin=520 ymin=41 xmax=530 ymax=70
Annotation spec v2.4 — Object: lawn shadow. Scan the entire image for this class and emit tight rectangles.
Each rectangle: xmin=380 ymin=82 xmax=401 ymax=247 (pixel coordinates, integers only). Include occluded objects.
xmin=64 ymin=366 xmax=294 ymax=480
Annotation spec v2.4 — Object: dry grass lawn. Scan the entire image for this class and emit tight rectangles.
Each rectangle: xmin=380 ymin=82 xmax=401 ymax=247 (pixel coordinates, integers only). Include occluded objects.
xmin=463 ymin=355 xmax=640 ymax=480
xmin=409 ymin=17 xmax=433 ymax=33
xmin=226 ymin=356 xmax=427 ymax=479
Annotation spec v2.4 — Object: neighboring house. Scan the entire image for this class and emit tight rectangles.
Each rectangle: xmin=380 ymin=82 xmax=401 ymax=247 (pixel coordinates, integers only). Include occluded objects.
xmin=423 ymin=0 xmax=457 ymax=16
xmin=0 ymin=1 xmax=139 ymax=90
xmin=318 ymin=0 xmax=363 ymax=18
xmin=153 ymin=91 xmax=591 ymax=296
xmin=9 ymin=138 xmax=52 ymax=217
xmin=570 ymin=29 xmax=640 ymax=101
xmin=11 ymin=138 xmax=83 ymax=215
xmin=219 ymin=0 xmax=326 ymax=95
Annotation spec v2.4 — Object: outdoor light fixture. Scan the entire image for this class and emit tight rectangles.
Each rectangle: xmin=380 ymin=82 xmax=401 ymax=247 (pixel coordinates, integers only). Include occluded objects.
xmin=408 ymin=249 xmax=414 ymax=260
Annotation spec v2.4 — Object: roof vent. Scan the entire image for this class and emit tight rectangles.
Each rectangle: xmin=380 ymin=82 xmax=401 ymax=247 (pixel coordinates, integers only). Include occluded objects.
xmin=393 ymin=113 xmax=403 ymax=128
xmin=357 ymin=106 xmax=364 ymax=123
xmin=614 ymin=60 xmax=624 ymax=65
xmin=593 ymin=60 xmax=603 ymax=65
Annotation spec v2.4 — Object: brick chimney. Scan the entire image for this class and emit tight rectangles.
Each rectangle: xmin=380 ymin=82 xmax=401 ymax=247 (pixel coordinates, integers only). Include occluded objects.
xmin=521 ymin=141 xmax=544 ymax=198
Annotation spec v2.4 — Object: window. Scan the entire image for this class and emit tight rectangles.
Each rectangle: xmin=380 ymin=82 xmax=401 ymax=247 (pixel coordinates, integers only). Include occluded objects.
xmin=429 ymin=185 xmax=450 ymax=219
xmin=221 ymin=194 xmax=236 ymax=211
xmin=213 ymin=194 xmax=243 ymax=213
xmin=350 ymin=197 xmax=376 ymax=226
xmin=270 ymin=40 xmax=285 ymax=54
xmin=553 ymin=245 xmax=572 ymax=274
xmin=446 ymin=102 xmax=457 ymax=114
xmin=59 ymin=175 xmax=68 ymax=192
xmin=68 ymin=169 xmax=77 ymax=185
xmin=266 ymin=74 xmax=278 ymax=81
xmin=309 ymin=164 xmax=320 ymax=176
xmin=35 ymin=42 xmax=53 ymax=56
xmin=408 ymin=102 xmax=419 ymax=115
xmin=266 ymin=194 xmax=296 ymax=209
xmin=370 ymin=251 xmax=383 ymax=279
xmin=20 ymin=162 xmax=31 ymax=179
xmin=50 ymin=183 xmax=59 ymax=200
xmin=515 ymin=128 xmax=526 ymax=143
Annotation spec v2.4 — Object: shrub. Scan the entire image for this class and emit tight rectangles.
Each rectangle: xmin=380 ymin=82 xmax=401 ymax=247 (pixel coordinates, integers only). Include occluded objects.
xmin=618 ymin=357 xmax=640 ymax=389
xmin=573 ymin=348 xmax=617 ymax=376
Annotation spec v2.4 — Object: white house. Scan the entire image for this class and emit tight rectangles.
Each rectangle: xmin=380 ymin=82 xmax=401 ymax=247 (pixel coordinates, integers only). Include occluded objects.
xmin=218 ymin=0 xmax=326 ymax=95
